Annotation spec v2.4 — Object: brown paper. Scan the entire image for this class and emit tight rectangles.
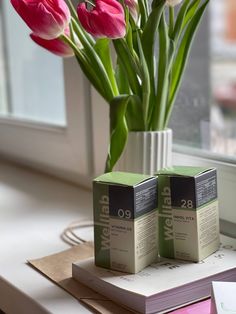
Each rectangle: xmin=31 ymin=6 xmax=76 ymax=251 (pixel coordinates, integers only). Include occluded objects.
xmin=28 ymin=242 xmax=135 ymax=314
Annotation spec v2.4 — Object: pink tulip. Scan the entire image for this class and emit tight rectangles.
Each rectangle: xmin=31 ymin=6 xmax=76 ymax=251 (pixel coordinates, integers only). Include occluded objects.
xmin=30 ymin=27 xmax=81 ymax=57
xmin=11 ymin=0 xmax=70 ymax=40
xmin=77 ymin=0 xmax=126 ymax=39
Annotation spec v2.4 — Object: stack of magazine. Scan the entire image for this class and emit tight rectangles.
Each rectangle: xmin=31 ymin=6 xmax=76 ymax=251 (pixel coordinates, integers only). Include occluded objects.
xmin=72 ymin=236 xmax=236 ymax=314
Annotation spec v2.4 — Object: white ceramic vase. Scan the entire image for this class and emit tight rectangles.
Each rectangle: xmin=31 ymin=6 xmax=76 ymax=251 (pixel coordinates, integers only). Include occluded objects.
xmin=115 ymin=129 xmax=172 ymax=175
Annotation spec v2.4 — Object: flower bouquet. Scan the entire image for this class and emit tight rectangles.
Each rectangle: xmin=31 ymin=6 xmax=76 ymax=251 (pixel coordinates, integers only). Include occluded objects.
xmin=11 ymin=0 xmax=209 ymax=172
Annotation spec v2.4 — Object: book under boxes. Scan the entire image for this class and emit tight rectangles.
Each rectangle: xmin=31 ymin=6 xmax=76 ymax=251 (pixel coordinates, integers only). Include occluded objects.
xmin=72 ymin=236 xmax=236 ymax=314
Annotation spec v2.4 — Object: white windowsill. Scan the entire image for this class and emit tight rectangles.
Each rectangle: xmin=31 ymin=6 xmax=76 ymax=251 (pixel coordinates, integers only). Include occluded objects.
xmin=0 ymin=160 xmax=93 ymax=314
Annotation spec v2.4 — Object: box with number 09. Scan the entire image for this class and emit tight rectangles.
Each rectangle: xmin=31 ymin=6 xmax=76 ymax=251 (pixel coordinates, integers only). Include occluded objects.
xmin=93 ymin=172 xmax=158 ymax=273
xmin=157 ymin=166 xmax=220 ymax=262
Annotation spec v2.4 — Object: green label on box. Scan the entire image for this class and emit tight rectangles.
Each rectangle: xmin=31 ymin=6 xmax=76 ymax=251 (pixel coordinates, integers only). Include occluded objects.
xmin=93 ymin=181 xmax=110 ymax=268
xmin=158 ymin=176 xmax=174 ymax=258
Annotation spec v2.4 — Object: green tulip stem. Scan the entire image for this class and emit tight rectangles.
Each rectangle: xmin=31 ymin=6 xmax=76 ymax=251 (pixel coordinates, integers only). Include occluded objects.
xmin=66 ymin=0 xmax=78 ymax=20
xmin=169 ymin=7 xmax=175 ymax=35
xmin=60 ymin=34 xmax=83 ymax=58
xmin=85 ymin=0 xmax=95 ymax=7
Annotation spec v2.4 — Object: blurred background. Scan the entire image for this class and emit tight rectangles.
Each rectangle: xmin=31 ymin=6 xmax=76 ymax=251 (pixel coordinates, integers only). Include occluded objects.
xmin=168 ymin=0 xmax=236 ymax=160
xmin=211 ymin=0 xmax=236 ymax=157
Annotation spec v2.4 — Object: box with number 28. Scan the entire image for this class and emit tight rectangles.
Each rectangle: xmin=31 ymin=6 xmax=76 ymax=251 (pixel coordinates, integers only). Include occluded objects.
xmin=158 ymin=166 xmax=220 ymax=262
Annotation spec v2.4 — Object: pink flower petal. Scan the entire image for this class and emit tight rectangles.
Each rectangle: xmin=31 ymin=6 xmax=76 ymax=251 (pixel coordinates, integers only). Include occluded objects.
xmin=77 ymin=0 xmax=126 ymax=39
xmin=11 ymin=0 xmax=70 ymax=40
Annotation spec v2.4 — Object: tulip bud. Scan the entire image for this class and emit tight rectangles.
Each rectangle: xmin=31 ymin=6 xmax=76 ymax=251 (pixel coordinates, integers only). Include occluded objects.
xmin=30 ymin=28 xmax=82 ymax=57
xmin=166 ymin=0 xmax=183 ymax=7
xmin=125 ymin=0 xmax=139 ymax=23
xmin=77 ymin=0 xmax=126 ymax=39
xmin=11 ymin=0 xmax=71 ymax=40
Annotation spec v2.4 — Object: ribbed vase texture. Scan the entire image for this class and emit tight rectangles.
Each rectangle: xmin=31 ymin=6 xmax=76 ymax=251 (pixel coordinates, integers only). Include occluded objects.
xmin=115 ymin=129 xmax=172 ymax=175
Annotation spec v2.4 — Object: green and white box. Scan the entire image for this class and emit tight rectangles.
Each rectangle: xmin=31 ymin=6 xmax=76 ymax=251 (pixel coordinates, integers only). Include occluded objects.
xmin=158 ymin=166 xmax=220 ymax=262
xmin=93 ymin=172 xmax=158 ymax=273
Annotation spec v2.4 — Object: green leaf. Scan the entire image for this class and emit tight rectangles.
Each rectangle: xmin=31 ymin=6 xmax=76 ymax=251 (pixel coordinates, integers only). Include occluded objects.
xmin=151 ymin=0 xmax=164 ymax=9
xmin=105 ymin=95 xmax=142 ymax=172
xmin=126 ymin=20 xmax=134 ymax=52
xmin=113 ymin=39 xmax=142 ymax=97
xmin=165 ymin=0 xmax=209 ymax=128
xmin=172 ymin=0 xmax=191 ymax=41
xmin=115 ymin=61 xmax=130 ymax=94
xmin=183 ymin=0 xmax=201 ymax=29
xmin=141 ymin=0 xmax=165 ymax=77
xmin=105 ymin=96 xmax=129 ymax=172
xmin=126 ymin=95 xmax=144 ymax=131
xmin=72 ymin=18 xmax=115 ymax=101
xmin=151 ymin=13 xmax=169 ymax=130
xmin=94 ymin=39 xmax=119 ymax=96
xmin=168 ymin=38 xmax=176 ymax=73
xmin=136 ymin=31 xmax=150 ymax=130
xmin=61 ymin=34 xmax=108 ymax=100
xmin=137 ymin=0 xmax=148 ymax=28
xmin=75 ymin=55 xmax=108 ymax=101
xmin=168 ymin=6 xmax=175 ymax=36
xmin=141 ymin=0 xmax=165 ymax=122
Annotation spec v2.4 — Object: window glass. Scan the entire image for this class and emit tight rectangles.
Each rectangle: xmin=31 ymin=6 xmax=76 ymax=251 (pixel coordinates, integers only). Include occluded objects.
xmin=211 ymin=0 xmax=236 ymax=157
xmin=169 ymin=8 xmax=210 ymax=149
xmin=170 ymin=1 xmax=236 ymax=161
xmin=0 ymin=7 xmax=7 ymax=115
xmin=0 ymin=2 xmax=66 ymax=126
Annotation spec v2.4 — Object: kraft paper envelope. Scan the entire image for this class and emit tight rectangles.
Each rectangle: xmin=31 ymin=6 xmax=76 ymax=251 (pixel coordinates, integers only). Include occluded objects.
xmin=28 ymin=242 xmax=135 ymax=314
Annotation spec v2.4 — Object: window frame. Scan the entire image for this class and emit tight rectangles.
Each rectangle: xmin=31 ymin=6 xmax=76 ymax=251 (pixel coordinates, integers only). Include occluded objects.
xmin=0 ymin=1 xmax=8 ymax=114
xmin=0 ymin=58 xmax=94 ymax=187
xmin=0 ymin=1 xmax=96 ymax=187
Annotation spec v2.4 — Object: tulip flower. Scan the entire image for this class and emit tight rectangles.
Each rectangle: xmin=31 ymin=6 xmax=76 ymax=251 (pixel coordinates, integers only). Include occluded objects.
xmin=166 ymin=0 xmax=183 ymax=6
xmin=11 ymin=0 xmax=70 ymax=40
xmin=30 ymin=27 xmax=82 ymax=57
xmin=77 ymin=0 xmax=126 ymax=39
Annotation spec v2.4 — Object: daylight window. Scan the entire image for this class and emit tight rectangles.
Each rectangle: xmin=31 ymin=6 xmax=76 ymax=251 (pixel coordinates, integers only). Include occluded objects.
xmin=172 ymin=0 xmax=236 ymax=163
xmin=0 ymin=2 xmax=66 ymax=126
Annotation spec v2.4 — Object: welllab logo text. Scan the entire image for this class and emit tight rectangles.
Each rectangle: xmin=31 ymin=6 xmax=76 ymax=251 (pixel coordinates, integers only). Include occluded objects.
xmin=159 ymin=187 xmax=174 ymax=241
xmin=99 ymin=195 xmax=110 ymax=250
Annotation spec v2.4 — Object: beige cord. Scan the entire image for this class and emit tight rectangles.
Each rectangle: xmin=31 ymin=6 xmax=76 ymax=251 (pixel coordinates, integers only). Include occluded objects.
xmin=61 ymin=220 xmax=93 ymax=246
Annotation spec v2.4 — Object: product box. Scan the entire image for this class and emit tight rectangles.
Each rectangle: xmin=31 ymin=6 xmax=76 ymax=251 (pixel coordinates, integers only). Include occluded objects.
xmin=158 ymin=166 xmax=220 ymax=262
xmin=93 ymin=171 xmax=158 ymax=273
